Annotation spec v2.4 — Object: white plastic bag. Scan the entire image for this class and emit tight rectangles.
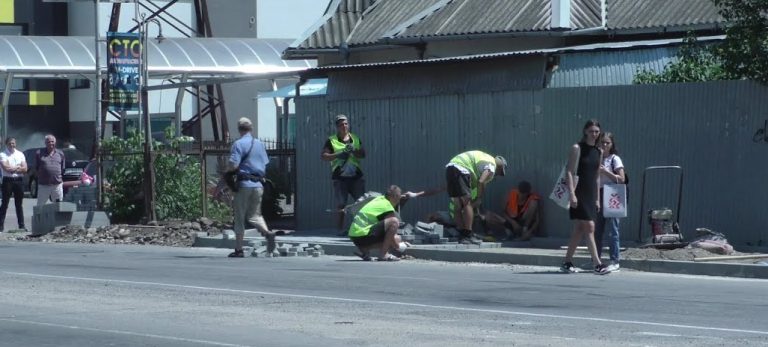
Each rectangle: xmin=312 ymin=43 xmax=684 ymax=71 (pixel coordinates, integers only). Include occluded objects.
xmin=602 ymin=183 xmax=628 ymax=218
xmin=549 ymin=166 xmax=577 ymax=209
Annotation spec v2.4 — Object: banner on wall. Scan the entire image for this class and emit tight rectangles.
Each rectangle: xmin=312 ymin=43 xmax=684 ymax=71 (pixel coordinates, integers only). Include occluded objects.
xmin=107 ymin=32 xmax=141 ymax=111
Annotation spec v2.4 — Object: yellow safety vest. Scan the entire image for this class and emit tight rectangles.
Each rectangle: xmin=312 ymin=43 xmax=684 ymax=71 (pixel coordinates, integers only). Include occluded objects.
xmin=329 ymin=133 xmax=362 ymax=172
xmin=449 ymin=150 xmax=495 ymax=188
xmin=348 ymin=196 xmax=394 ymax=238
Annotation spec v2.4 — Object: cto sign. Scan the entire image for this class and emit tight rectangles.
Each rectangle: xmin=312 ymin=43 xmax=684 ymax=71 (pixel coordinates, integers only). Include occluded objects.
xmin=106 ymin=32 xmax=141 ymax=111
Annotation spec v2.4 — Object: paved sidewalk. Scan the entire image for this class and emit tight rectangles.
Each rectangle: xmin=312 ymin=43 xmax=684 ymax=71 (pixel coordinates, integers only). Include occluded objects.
xmin=193 ymin=230 xmax=768 ymax=280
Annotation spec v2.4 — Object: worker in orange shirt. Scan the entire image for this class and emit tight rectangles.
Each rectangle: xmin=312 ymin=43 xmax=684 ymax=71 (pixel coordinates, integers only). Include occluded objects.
xmin=482 ymin=180 xmax=540 ymax=241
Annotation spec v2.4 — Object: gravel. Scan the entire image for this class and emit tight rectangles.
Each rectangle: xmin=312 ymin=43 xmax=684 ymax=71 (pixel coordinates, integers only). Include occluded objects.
xmin=0 ymin=218 xmax=227 ymax=247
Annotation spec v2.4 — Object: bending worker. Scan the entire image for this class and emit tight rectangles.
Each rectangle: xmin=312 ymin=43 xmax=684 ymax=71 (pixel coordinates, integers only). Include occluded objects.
xmin=348 ymin=185 xmax=426 ymax=261
xmin=445 ymin=150 xmax=507 ymax=244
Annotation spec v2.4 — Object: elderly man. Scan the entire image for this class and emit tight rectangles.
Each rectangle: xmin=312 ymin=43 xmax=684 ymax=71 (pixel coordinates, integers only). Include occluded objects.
xmin=348 ymin=185 xmax=426 ymax=261
xmin=0 ymin=137 xmax=28 ymax=231
xmin=321 ymin=114 xmax=366 ymax=236
xmin=35 ymin=134 xmax=66 ymax=206
xmin=227 ymin=117 xmax=276 ymax=258
xmin=445 ymin=150 xmax=507 ymax=244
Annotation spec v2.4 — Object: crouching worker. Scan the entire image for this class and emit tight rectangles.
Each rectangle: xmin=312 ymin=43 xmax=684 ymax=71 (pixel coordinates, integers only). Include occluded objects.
xmin=348 ymin=185 xmax=420 ymax=262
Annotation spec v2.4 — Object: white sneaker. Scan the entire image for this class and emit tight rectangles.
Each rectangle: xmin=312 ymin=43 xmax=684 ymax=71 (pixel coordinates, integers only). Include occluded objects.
xmin=606 ymin=263 xmax=620 ymax=272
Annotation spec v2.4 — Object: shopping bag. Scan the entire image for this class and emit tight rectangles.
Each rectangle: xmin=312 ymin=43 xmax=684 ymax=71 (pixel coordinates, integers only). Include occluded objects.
xmin=602 ymin=183 xmax=628 ymax=218
xmin=549 ymin=166 xmax=577 ymax=209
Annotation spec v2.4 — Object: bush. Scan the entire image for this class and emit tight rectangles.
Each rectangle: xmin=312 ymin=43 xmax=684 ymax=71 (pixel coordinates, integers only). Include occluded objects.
xmin=102 ymin=127 xmax=232 ymax=223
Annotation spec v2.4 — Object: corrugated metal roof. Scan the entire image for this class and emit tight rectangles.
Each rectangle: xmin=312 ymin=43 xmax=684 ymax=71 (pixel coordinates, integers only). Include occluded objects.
xmin=288 ymin=0 xmax=725 ymax=52
xmin=294 ymin=0 xmax=377 ymax=49
xmin=571 ymin=0 xmax=602 ymax=28
xmin=549 ymin=46 xmax=679 ymax=87
xmin=398 ymin=0 xmax=552 ymax=37
xmin=607 ymin=0 xmax=723 ymax=30
xmin=347 ymin=0 xmax=445 ymax=45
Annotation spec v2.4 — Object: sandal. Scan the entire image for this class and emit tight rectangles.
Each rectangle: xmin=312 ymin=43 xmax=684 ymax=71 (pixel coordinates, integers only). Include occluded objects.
xmin=228 ymin=249 xmax=244 ymax=258
xmin=377 ymin=254 xmax=400 ymax=262
xmin=354 ymin=251 xmax=372 ymax=261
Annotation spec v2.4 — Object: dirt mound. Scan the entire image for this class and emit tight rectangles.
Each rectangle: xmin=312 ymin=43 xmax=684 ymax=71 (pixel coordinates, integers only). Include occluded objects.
xmin=13 ymin=218 xmax=228 ymax=247
xmin=622 ymin=247 xmax=762 ymax=263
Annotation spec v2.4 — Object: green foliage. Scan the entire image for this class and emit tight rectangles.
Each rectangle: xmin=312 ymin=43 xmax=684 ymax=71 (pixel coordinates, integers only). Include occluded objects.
xmin=633 ymin=36 xmax=733 ymax=84
xmin=712 ymin=0 xmax=768 ymax=84
xmin=102 ymin=127 xmax=232 ymax=223
xmin=635 ymin=0 xmax=768 ymax=84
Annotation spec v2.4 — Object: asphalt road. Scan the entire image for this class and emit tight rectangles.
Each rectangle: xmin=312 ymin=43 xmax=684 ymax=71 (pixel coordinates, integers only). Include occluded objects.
xmin=0 ymin=242 xmax=766 ymax=347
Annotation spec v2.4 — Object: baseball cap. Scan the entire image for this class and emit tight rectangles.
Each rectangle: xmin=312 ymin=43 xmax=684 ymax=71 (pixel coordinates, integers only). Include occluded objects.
xmin=495 ymin=155 xmax=507 ymax=176
xmin=335 ymin=114 xmax=348 ymax=123
xmin=238 ymin=117 xmax=253 ymax=127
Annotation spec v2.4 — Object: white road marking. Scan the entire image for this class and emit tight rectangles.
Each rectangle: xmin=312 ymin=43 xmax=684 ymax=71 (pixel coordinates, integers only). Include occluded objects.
xmin=5 ymin=271 xmax=768 ymax=336
xmin=0 ymin=317 xmax=249 ymax=347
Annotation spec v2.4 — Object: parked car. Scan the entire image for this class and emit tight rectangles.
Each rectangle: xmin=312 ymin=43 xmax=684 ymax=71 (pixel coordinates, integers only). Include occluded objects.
xmin=23 ymin=147 xmax=91 ymax=198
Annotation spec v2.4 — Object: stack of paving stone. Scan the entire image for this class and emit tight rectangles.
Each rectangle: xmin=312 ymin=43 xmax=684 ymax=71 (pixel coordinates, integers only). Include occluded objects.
xmin=399 ymin=222 xmax=460 ymax=245
xmin=245 ymin=239 xmax=325 ymax=258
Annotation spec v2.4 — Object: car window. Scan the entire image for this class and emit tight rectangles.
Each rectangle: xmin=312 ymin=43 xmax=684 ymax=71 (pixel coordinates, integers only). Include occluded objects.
xmin=62 ymin=148 xmax=89 ymax=161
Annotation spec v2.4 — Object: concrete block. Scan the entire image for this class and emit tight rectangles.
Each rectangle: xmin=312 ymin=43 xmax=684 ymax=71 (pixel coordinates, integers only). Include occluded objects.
xmin=53 ymin=202 xmax=78 ymax=212
xmin=222 ymin=230 xmax=235 ymax=239
xmin=312 ymin=251 xmax=320 ymax=257
xmin=297 ymin=251 xmax=307 ymax=257
xmin=287 ymin=252 xmax=297 ymax=257
xmin=69 ymin=211 xmax=110 ymax=228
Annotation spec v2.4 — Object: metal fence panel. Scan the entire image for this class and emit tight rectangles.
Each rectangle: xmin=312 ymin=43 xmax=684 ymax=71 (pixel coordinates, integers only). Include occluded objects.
xmin=296 ymin=81 xmax=768 ymax=247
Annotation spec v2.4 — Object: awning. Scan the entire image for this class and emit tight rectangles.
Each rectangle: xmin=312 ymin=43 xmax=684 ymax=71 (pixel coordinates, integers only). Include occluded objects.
xmin=258 ymin=78 xmax=327 ymax=98
xmin=0 ymin=35 xmax=314 ymax=83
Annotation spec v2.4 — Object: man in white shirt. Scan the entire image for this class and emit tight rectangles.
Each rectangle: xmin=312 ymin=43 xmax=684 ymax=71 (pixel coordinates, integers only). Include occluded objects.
xmin=0 ymin=137 xmax=28 ymax=232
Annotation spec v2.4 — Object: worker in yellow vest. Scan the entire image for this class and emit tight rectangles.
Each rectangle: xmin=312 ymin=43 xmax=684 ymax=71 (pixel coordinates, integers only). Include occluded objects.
xmin=349 ymin=185 xmax=425 ymax=261
xmin=321 ymin=114 xmax=366 ymax=235
xmin=445 ymin=150 xmax=507 ymax=244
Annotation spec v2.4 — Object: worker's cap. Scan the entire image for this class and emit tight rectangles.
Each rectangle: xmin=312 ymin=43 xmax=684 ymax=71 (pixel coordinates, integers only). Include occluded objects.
xmin=335 ymin=114 xmax=348 ymax=124
xmin=238 ymin=117 xmax=253 ymax=127
xmin=495 ymin=155 xmax=507 ymax=176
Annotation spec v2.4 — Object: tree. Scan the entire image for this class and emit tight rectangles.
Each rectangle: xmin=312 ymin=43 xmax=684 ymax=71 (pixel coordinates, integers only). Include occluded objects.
xmin=634 ymin=36 xmax=732 ymax=84
xmin=713 ymin=0 xmax=768 ymax=84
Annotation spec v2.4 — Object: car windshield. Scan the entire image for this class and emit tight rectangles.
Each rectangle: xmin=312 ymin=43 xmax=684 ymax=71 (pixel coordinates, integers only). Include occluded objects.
xmin=62 ymin=148 xmax=89 ymax=161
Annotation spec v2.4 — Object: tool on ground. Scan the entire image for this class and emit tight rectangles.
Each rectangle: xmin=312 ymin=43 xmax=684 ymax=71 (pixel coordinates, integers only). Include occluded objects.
xmin=637 ymin=166 xmax=687 ymax=249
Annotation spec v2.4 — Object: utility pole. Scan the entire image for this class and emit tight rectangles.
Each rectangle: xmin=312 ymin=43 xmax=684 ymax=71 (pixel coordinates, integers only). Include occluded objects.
xmin=139 ymin=13 xmax=160 ymax=222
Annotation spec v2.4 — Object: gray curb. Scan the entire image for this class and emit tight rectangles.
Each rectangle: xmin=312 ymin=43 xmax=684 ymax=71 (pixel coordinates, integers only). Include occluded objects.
xmin=193 ymin=236 xmax=768 ymax=279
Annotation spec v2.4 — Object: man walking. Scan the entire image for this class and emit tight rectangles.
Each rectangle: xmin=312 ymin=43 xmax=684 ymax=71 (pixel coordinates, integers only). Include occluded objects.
xmin=0 ymin=137 xmax=27 ymax=232
xmin=321 ymin=114 xmax=366 ymax=235
xmin=445 ymin=150 xmax=507 ymax=244
xmin=35 ymin=134 xmax=65 ymax=206
xmin=228 ymin=117 xmax=275 ymax=258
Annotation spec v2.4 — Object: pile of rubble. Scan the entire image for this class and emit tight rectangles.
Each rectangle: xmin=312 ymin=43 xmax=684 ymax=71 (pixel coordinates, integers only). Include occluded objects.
xmin=20 ymin=218 xmax=228 ymax=247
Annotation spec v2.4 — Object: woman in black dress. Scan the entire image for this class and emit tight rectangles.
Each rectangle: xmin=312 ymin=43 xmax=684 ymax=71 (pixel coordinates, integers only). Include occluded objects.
xmin=561 ymin=119 xmax=610 ymax=274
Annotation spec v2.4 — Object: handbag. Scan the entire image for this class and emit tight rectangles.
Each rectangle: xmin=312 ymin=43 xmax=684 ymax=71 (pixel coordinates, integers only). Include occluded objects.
xmin=602 ymin=183 xmax=628 ymax=218
xmin=224 ymin=139 xmax=255 ymax=192
xmin=549 ymin=166 xmax=578 ymax=209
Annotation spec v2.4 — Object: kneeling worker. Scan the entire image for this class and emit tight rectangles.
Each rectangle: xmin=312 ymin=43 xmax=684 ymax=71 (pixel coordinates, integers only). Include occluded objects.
xmin=349 ymin=185 xmax=423 ymax=261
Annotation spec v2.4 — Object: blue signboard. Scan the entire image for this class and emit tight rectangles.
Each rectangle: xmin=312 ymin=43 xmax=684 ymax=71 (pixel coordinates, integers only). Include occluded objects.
xmin=107 ymin=32 xmax=141 ymax=111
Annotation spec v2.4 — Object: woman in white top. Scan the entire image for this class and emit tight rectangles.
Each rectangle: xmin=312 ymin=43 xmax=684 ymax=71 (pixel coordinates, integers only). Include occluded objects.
xmin=596 ymin=132 xmax=625 ymax=272
xmin=0 ymin=137 xmax=28 ymax=231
